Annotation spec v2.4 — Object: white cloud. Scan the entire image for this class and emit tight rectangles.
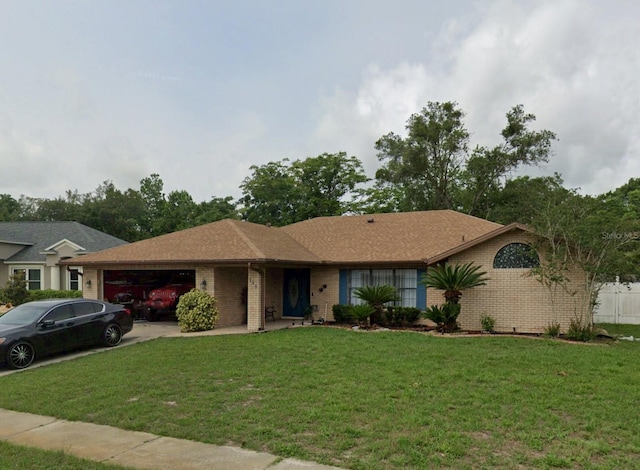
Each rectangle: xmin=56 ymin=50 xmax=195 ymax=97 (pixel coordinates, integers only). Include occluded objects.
xmin=1 ymin=0 xmax=638 ymax=207
xmin=312 ymin=0 xmax=640 ymax=195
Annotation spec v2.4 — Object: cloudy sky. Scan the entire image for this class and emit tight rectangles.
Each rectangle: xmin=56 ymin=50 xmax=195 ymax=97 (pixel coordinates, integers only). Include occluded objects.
xmin=1 ymin=0 xmax=638 ymax=203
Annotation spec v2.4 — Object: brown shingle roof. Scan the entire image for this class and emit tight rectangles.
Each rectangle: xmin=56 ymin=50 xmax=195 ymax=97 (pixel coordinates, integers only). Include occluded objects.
xmin=71 ymin=219 xmax=320 ymax=266
xmin=67 ymin=210 xmax=504 ymax=266
xmin=281 ymin=210 xmax=502 ymax=264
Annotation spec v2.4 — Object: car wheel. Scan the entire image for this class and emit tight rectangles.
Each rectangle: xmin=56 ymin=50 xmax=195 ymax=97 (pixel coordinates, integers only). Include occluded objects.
xmin=7 ymin=341 xmax=35 ymax=369
xmin=103 ymin=323 xmax=123 ymax=347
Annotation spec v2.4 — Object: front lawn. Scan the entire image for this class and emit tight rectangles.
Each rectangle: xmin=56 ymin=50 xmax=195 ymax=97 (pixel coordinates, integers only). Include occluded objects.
xmin=1 ymin=328 xmax=639 ymax=469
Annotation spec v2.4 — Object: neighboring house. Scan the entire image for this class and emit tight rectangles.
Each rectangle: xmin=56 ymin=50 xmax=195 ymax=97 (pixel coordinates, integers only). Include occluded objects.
xmin=63 ymin=210 xmax=586 ymax=334
xmin=0 ymin=222 xmax=128 ymax=292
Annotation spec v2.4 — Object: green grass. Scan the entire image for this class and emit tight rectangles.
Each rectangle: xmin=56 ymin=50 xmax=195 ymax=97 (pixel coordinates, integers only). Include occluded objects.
xmin=596 ymin=323 xmax=640 ymax=338
xmin=1 ymin=327 xmax=640 ymax=469
xmin=0 ymin=441 xmax=133 ymax=469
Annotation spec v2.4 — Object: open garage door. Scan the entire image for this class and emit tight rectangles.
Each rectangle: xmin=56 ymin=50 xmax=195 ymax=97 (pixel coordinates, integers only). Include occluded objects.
xmin=103 ymin=270 xmax=195 ymax=321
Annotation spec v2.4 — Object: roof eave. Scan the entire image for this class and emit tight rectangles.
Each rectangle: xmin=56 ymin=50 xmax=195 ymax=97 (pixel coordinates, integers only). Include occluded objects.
xmin=59 ymin=257 xmax=324 ymax=267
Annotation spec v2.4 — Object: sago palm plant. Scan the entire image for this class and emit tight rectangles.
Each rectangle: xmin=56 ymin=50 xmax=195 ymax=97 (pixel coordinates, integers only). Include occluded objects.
xmin=353 ymin=284 xmax=399 ymax=326
xmin=421 ymin=262 xmax=489 ymax=332
xmin=421 ymin=262 xmax=489 ymax=304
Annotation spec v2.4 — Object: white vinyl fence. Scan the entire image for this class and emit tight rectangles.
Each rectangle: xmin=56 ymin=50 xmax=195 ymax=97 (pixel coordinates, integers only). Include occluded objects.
xmin=593 ymin=280 xmax=640 ymax=324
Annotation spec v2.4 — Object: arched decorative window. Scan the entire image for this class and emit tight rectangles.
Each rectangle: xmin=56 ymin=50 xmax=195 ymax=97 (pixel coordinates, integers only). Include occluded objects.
xmin=493 ymin=243 xmax=540 ymax=269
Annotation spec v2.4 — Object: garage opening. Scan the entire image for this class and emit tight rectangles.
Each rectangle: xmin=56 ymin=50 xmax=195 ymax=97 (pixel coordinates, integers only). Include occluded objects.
xmin=103 ymin=270 xmax=195 ymax=321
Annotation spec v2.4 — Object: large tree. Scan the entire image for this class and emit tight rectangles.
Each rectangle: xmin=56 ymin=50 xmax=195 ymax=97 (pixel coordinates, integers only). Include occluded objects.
xmin=0 ymin=194 xmax=22 ymax=221
xmin=489 ymin=174 xmax=570 ymax=225
xmin=196 ymin=196 xmax=239 ymax=225
xmin=375 ymin=101 xmax=469 ymax=212
xmin=81 ymin=181 xmax=146 ymax=241
xmin=461 ymin=105 xmax=557 ymax=218
xmin=239 ymin=152 xmax=368 ymax=225
xmin=139 ymin=173 xmax=167 ymax=238
xmin=373 ymin=102 xmax=557 ymax=216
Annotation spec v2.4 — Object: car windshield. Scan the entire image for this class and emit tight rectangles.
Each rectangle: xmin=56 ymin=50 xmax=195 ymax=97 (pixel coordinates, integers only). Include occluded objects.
xmin=0 ymin=304 xmax=50 ymax=325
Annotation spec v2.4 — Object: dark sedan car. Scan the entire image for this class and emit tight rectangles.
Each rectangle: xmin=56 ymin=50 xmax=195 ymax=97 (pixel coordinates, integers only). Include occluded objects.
xmin=0 ymin=298 xmax=133 ymax=370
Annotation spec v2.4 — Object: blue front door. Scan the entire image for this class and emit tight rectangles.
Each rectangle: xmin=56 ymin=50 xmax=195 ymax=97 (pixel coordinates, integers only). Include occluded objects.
xmin=283 ymin=269 xmax=310 ymax=318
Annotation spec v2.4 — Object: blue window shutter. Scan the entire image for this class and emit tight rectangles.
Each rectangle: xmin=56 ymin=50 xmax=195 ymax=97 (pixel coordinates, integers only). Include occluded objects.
xmin=339 ymin=269 xmax=348 ymax=304
xmin=416 ymin=269 xmax=426 ymax=310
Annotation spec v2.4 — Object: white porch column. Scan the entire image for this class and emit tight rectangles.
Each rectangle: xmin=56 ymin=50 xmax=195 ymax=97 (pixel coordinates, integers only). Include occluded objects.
xmin=50 ymin=265 xmax=61 ymax=290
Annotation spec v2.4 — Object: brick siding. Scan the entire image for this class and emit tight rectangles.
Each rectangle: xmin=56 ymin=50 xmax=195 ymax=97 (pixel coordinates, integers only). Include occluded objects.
xmin=427 ymin=233 xmax=588 ymax=333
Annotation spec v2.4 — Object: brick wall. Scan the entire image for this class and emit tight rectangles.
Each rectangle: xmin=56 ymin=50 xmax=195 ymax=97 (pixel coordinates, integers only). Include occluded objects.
xmin=427 ymin=232 xmax=588 ymax=334
xmin=212 ymin=266 xmax=247 ymax=328
xmin=310 ymin=267 xmax=340 ymax=321
xmin=265 ymin=268 xmax=283 ymax=319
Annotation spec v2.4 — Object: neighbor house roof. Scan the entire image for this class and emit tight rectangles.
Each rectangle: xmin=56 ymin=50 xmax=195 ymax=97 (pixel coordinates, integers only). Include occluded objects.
xmin=66 ymin=210 xmax=504 ymax=267
xmin=0 ymin=222 xmax=128 ymax=263
xmin=70 ymin=219 xmax=321 ymax=266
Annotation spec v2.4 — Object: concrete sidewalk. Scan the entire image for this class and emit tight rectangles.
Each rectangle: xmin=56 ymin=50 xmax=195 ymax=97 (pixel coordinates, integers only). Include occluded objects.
xmin=0 ymin=409 xmax=343 ymax=470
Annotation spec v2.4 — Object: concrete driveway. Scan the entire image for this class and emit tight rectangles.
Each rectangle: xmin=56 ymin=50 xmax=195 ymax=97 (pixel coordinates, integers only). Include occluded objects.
xmin=0 ymin=320 xmax=294 ymax=376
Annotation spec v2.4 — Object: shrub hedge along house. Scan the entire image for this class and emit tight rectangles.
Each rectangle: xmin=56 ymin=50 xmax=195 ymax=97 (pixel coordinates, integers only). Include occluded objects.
xmin=63 ymin=210 xmax=587 ymax=333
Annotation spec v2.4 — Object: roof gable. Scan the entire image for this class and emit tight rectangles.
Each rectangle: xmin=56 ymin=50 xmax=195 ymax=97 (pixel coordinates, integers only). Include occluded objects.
xmin=42 ymin=238 xmax=85 ymax=254
xmin=426 ymin=222 xmax=533 ymax=265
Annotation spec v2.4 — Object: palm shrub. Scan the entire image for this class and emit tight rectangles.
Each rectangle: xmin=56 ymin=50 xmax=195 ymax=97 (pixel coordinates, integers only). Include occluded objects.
xmin=421 ymin=262 xmax=489 ymax=303
xmin=425 ymin=303 xmax=461 ymax=332
xmin=351 ymin=304 xmax=374 ymax=327
xmin=421 ymin=262 xmax=489 ymax=332
xmin=175 ymin=289 xmax=219 ymax=332
xmin=353 ymin=284 xmax=399 ymax=326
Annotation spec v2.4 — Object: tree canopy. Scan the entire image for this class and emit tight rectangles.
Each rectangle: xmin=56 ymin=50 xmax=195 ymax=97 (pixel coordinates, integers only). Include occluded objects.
xmin=239 ymin=152 xmax=368 ymax=226
xmin=373 ymin=101 xmax=557 ymax=217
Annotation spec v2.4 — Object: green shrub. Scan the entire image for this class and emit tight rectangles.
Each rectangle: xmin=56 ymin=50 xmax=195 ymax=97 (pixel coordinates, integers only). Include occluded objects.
xmin=480 ymin=315 xmax=496 ymax=333
xmin=386 ymin=307 xmax=422 ymax=326
xmin=175 ymin=289 xmax=219 ymax=333
xmin=565 ymin=318 xmax=595 ymax=342
xmin=332 ymin=304 xmax=354 ymax=324
xmin=27 ymin=290 xmax=83 ymax=301
xmin=543 ymin=321 xmax=561 ymax=338
xmin=425 ymin=303 xmax=461 ymax=333
xmin=1 ymin=272 xmax=29 ymax=306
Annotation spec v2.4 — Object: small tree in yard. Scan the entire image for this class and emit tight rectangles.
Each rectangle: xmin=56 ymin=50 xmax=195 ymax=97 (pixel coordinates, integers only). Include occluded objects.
xmin=421 ymin=262 xmax=489 ymax=332
xmin=1 ymin=271 xmax=29 ymax=306
xmin=353 ymin=285 xmax=399 ymax=326
xmin=529 ymin=190 xmax=640 ymax=337
xmin=175 ymin=289 xmax=219 ymax=332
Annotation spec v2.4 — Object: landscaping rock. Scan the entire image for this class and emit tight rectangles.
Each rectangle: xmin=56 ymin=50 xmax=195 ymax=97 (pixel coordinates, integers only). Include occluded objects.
xmin=413 ymin=317 xmax=437 ymax=328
